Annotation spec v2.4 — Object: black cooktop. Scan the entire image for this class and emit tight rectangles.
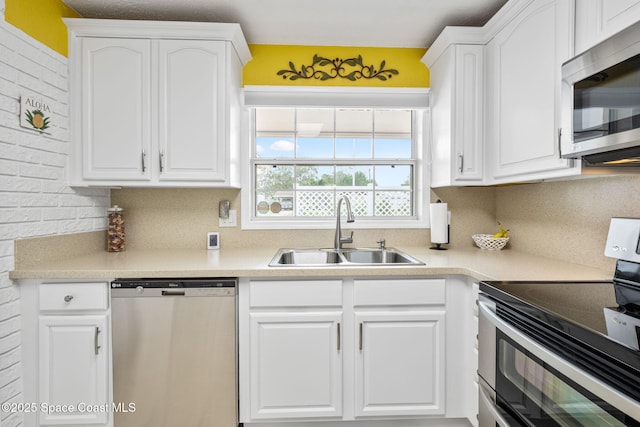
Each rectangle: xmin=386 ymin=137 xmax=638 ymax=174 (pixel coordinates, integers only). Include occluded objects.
xmin=481 ymin=280 xmax=616 ymax=335
xmin=480 ymin=280 xmax=640 ymax=385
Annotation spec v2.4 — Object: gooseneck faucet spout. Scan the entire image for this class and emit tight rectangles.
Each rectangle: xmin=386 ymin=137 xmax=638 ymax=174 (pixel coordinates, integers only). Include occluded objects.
xmin=335 ymin=195 xmax=355 ymax=249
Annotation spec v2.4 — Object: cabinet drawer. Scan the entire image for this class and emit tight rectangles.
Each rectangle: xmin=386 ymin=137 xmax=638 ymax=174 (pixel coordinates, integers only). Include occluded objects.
xmin=250 ymin=280 xmax=342 ymax=307
xmin=354 ymin=279 xmax=445 ymax=306
xmin=39 ymin=282 xmax=108 ymax=311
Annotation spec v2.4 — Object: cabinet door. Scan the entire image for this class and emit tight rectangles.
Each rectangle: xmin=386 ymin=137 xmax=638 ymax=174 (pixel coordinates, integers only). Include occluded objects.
xmin=249 ymin=312 xmax=342 ymax=419
xmin=488 ymin=0 xmax=575 ymax=181
xmin=157 ymin=40 xmax=227 ymax=182
xmin=81 ymin=38 xmax=152 ymax=181
xmin=428 ymin=46 xmax=455 ymax=188
xmin=354 ymin=310 xmax=445 ymax=417
xmin=453 ymin=44 xmax=484 ymax=182
xmin=428 ymin=44 xmax=484 ymax=187
xmin=575 ymin=0 xmax=640 ymax=54
xmin=39 ymin=315 xmax=109 ymax=425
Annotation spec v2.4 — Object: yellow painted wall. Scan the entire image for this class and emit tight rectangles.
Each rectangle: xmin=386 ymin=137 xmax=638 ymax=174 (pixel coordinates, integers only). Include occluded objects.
xmin=4 ymin=2 xmax=429 ymax=86
xmin=244 ymin=44 xmax=429 ymax=87
xmin=4 ymin=0 xmax=80 ymax=57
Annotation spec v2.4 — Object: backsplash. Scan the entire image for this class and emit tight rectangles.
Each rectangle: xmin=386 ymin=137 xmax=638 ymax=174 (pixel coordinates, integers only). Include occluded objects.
xmin=496 ymin=175 xmax=640 ymax=271
xmin=111 ymin=186 xmax=497 ymax=250
xmin=111 ymin=175 xmax=638 ymax=271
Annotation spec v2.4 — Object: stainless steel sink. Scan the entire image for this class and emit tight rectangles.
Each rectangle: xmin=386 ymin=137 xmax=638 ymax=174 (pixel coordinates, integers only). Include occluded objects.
xmin=271 ymin=249 xmax=343 ymax=266
xmin=269 ymin=247 xmax=424 ymax=267
xmin=340 ymin=248 xmax=421 ymax=265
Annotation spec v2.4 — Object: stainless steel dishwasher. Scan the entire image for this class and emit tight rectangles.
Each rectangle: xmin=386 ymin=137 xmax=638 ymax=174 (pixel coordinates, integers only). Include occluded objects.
xmin=110 ymin=278 xmax=237 ymax=427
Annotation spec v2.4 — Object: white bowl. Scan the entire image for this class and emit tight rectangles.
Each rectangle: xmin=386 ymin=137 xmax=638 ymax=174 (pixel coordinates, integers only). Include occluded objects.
xmin=472 ymin=234 xmax=509 ymax=250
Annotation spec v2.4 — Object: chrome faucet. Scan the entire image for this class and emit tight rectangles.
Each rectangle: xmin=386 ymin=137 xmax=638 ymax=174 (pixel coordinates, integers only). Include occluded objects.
xmin=334 ymin=195 xmax=355 ymax=249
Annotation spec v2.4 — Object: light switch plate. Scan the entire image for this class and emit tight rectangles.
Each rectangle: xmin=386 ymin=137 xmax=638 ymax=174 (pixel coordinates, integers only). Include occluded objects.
xmin=219 ymin=209 xmax=237 ymax=227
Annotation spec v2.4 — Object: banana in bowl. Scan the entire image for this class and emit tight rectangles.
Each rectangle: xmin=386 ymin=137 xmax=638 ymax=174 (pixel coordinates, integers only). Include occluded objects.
xmin=472 ymin=222 xmax=510 ymax=250
xmin=472 ymin=234 xmax=509 ymax=250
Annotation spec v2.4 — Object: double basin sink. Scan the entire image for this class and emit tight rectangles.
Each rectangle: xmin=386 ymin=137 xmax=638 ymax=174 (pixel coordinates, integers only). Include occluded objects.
xmin=269 ymin=247 xmax=424 ymax=267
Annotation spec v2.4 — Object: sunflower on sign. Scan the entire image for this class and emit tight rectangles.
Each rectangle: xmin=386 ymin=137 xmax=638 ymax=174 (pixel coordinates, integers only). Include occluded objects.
xmin=25 ymin=108 xmax=50 ymax=131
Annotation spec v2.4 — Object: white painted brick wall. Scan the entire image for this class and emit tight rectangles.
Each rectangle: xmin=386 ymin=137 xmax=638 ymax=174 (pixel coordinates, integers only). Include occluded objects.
xmin=0 ymin=2 xmax=110 ymax=425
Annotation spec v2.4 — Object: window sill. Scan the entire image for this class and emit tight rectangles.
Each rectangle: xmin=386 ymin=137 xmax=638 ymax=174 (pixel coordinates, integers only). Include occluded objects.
xmin=240 ymin=216 xmax=429 ymax=230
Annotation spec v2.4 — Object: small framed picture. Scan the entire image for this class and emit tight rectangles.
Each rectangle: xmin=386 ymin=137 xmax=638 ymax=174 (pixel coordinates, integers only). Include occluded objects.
xmin=207 ymin=232 xmax=220 ymax=250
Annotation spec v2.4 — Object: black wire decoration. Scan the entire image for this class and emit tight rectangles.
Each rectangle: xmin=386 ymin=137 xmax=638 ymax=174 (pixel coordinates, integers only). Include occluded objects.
xmin=277 ymin=54 xmax=399 ymax=81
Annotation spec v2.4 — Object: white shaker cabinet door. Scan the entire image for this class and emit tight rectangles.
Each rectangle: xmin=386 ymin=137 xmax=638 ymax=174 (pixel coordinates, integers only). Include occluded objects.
xmin=354 ymin=310 xmax=446 ymax=417
xmin=249 ymin=312 xmax=343 ymax=420
xmin=39 ymin=315 xmax=109 ymax=425
xmin=81 ymin=37 xmax=152 ymax=181
xmin=487 ymin=0 xmax=575 ymax=182
xmin=575 ymin=0 xmax=640 ymax=54
xmin=428 ymin=44 xmax=484 ymax=187
xmin=157 ymin=40 xmax=227 ymax=182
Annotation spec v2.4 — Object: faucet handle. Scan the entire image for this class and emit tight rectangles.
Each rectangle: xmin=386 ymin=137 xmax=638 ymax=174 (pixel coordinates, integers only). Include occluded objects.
xmin=377 ymin=239 xmax=386 ymax=249
xmin=341 ymin=231 xmax=354 ymax=245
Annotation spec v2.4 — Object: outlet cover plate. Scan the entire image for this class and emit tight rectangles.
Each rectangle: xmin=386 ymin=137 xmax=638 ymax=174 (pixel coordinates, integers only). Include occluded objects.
xmin=219 ymin=209 xmax=237 ymax=227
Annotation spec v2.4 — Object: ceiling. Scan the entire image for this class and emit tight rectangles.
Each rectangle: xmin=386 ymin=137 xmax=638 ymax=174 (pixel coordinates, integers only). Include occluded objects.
xmin=62 ymin=0 xmax=507 ymax=48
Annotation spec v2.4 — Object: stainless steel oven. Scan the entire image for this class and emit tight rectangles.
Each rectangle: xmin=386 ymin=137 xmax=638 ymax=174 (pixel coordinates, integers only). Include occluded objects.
xmin=478 ymin=295 xmax=640 ymax=426
xmin=477 ymin=217 xmax=640 ymax=426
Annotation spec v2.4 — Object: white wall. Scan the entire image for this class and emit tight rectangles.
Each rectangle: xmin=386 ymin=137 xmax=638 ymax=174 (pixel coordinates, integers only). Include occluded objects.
xmin=0 ymin=3 xmax=110 ymax=425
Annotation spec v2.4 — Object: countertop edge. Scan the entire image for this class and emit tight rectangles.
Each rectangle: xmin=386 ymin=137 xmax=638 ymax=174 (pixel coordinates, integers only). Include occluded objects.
xmin=9 ymin=246 xmax=613 ymax=282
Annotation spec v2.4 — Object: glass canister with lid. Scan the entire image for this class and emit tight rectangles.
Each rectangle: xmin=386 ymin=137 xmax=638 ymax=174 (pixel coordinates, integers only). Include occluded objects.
xmin=107 ymin=205 xmax=125 ymax=252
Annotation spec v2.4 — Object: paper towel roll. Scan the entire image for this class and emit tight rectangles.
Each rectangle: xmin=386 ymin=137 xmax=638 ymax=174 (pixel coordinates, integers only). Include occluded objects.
xmin=430 ymin=203 xmax=449 ymax=244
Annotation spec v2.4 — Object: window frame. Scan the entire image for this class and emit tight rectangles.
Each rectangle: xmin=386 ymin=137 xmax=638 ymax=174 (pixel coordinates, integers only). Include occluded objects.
xmin=241 ymin=86 xmax=430 ymax=230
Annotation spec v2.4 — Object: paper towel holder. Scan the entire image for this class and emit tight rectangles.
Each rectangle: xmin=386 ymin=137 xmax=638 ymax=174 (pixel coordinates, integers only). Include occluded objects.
xmin=430 ymin=199 xmax=449 ymax=251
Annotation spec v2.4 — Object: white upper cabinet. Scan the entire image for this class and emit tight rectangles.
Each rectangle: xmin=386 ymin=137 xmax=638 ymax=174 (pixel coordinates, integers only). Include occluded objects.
xmin=65 ymin=19 xmax=251 ymax=187
xmin=426 ymin=0 xmax=584 ymax=186
xmin=424 ymin=44 xmax=484 ymax=187
xmin=81 ymin=38 xmax=152 ymax=182
xmin=157 ymin=40 xmax=227 ymax=182
xmin=487 ymin=0 xmax=578 ymax=182
xmin=575 ymin=0 xmax=640 ymax=54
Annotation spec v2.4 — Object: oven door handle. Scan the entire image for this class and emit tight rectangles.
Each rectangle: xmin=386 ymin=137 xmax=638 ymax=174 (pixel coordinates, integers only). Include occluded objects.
xmin=479 ymin=300 xmax=640 ymax=418
xmin=479 ymin=379 xmax=512 ymax=427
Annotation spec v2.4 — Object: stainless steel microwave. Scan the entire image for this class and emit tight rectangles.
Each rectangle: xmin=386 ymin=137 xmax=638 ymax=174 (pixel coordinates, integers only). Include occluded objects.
xmin=561 ymin=19 xmax=640 ymax=167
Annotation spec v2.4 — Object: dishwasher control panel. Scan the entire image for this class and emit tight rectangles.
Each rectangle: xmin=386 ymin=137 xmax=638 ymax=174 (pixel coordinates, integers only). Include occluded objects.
xmin=111 ymin=278 xmax=237 ymax=297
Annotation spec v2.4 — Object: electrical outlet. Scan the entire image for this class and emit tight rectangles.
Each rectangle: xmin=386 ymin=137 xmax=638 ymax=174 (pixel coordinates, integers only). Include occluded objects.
xmin=219 ymin=209 xmax=237 ymax=227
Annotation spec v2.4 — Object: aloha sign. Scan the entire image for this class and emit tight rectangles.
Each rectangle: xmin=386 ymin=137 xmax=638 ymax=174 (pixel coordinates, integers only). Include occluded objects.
xmin=20 ymin=95 xmax=52 ymax=133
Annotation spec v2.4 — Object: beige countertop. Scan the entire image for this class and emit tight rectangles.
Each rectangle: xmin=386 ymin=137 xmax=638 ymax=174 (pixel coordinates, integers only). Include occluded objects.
xmin=10 ymin=245 xmax=613 ymax=282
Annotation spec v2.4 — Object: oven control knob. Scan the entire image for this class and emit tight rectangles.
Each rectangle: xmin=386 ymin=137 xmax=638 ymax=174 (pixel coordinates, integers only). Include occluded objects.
xmin=612 ymin=245 xmax=620 ymax=252
xmin=136 ymin=286 xmax=144 ymax=295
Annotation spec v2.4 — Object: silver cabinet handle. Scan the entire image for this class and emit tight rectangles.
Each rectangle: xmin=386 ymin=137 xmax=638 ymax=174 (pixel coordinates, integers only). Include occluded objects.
xmin=63 ymin=295 xmax=73 ymax=303
xmin=159 ymin=151 xmax=165 ymax=172
xmin=359 ymin=323 xmax=363 ymax=351
xmin=141 ymin=150 xmax=147 ymax=172
xmin=458 ymin=153 xmax=464 ymax=174
xmin=557 ymin=128 xmax=562 ymax=159
xmin=94 ymin=327 xmax=101 ymax=355
xmin=337 ymin=323 xmax=341 ymax=351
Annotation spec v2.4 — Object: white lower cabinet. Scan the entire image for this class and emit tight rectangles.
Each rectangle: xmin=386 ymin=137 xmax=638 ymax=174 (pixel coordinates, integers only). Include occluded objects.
xmin=20 ymin=280 xmax=112 ymax=427
xmin=239 ymin=277 xmax=450 ymax=424
xmin=249 ymin=311 xmax=343 ymax=419
xmin=354 ymin=311 xmax=445 ymax=417
xmin=39 ymin=315 xmax=109 ymax=425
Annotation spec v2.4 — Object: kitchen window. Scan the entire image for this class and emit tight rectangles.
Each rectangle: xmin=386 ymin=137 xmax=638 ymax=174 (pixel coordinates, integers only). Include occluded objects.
xmin=241 ymin=87 xmax=429 ymax=230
